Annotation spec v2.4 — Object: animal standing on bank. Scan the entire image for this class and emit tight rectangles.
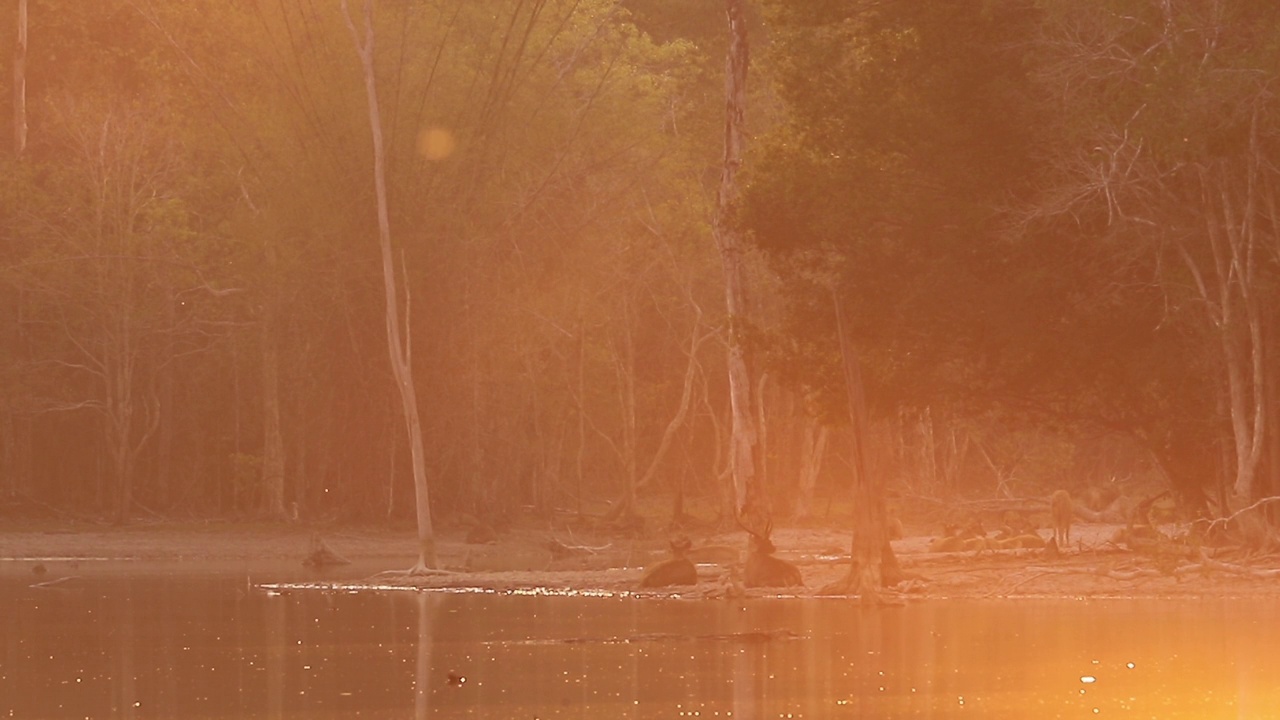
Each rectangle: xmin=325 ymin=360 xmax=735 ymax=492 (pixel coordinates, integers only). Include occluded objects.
xmin=1051 ymin=490 xmax=1073 ymax=548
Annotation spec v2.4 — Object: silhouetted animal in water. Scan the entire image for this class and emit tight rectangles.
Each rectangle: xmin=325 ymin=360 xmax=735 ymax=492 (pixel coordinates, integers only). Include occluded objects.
xmin=1044 ymin=536 xmax=1061 ymax=559
xmin=742 ymin=520 xmax=804 ymax=588
xmin=465 ymin=522 xmax=498 ymax=545
xmin=302 ymin=533 xmax=351 ymax=568
xmin=639 ymin=535 xmax=698 ymax=588
xmin=1051 ymin=490 xmax=1073 ymax=548
xmin=928 ymin=518 xmax=988 ymax=553
xmin=927 ymin=535 xmax=965 ymax=553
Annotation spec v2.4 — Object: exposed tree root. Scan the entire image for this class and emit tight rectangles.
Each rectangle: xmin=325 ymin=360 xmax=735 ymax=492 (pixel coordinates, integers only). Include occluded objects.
xmin=1183 ymin=549 xmax=1280 ymax=579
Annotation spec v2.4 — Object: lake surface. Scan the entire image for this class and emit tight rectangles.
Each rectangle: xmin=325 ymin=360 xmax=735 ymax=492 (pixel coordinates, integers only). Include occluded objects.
xmin=1 ymin=564 xmax=1276 ymax=718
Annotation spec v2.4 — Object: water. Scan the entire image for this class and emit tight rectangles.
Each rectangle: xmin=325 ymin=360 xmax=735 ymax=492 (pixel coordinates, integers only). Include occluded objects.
xmin=1 ymin=566 xmax=1276 ymax=718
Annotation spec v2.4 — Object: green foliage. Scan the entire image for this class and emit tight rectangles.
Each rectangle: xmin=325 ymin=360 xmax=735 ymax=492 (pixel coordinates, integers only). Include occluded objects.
xmin=745 ymin=0 xmax=1042 ymax=419
xmin=746 ymin=0 xmax=1280 ymax=503
xmin=1 ymin=0 xmax=736 ymax=520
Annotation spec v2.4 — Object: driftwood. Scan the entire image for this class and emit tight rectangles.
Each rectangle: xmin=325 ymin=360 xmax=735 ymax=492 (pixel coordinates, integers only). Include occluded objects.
xmin=547 ymin=537 xmax=612 ymax=560
xmin=1182 ymin=549 xmax=1280 ymax=579
xmin=30 ymin=575 xmax=85 ymax=590
xmin=1009 ymin=545 xmax=1280 ymax=589
xmin=366 ymin=567 xmax=456 ymax=581
xmin=1200 ymin=495 xmax=1280 ymax=543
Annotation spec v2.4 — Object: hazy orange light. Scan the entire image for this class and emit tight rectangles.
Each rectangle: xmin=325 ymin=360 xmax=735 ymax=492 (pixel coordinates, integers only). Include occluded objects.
xmin=418 ymin=127 xmax=456 ymax=160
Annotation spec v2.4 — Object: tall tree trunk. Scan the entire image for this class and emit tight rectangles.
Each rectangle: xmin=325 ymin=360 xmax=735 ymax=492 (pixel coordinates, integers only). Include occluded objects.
xmin=259 ymin=225 xmax=286 ymax=518
xmin=260 ymin=285 xmax=286 ymax=518
xmin=1 ymin=410 xmax=13 ymax=498
xmin=830 ymin=289 xmax=903 ymax=600
xmin=919 ymin=408 xmax=939 ymax=494
xmin=1178 ymin=162 xmax=1267 ymax=508
xmin=343 ymin=0 xmax=438 ymax=571
xmin=632 ymin=306 xmax=707 ymax=497
xmin=13 ymin=0 xmax=28 ymax=157
xmin=714 ymin=0 xmax=766 ymax=530
xmin=599 ymin=298 xmax=640 ymax=523
xmin=155 ymin=333 xmax=174 ymax=509
xmin=573 ymin=311 xmax=586 ymax=516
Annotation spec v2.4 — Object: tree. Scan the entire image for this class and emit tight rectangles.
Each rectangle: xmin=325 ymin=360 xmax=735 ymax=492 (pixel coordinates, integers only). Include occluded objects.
xmin=342 ymin=0 xmax=438 ymax=571
xmin=747 ymin=0 xmax=1041 ymax=421
xmin=0 ymin=0 xmax=738 ymax=529
xmin=12 ymin=0 xmax=28 ymax=157
xmin=1024 ymin=0 xmax=1280 ymax=511
xmin=744 ymin=0 xmax=1042 ymax=590
xmin=10 ymin=91 xmax=234 ymax=521
xmin=714 ymin=0 xmax=771 ymax=533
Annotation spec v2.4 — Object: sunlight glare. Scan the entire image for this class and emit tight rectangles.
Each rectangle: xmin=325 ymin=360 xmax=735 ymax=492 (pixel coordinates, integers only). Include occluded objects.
xmin=418 ymin=127 xmax=456 ymax=160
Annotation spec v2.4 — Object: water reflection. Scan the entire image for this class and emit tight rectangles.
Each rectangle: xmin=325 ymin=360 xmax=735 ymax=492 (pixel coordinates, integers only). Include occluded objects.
xmin=0 ymin=569 xmax=1276 ymax=718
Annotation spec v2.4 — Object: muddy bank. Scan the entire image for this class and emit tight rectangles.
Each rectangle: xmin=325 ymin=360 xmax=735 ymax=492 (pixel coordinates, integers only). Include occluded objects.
xmin=1 ymin=519 xmax=1278 ymax=600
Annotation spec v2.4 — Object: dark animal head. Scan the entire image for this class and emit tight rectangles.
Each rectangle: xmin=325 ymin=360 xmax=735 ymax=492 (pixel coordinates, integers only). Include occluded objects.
xmin=738 ymin=516 xmax=777 ymax=556
xmin=669 ymin=534 xmax=693 ymax=557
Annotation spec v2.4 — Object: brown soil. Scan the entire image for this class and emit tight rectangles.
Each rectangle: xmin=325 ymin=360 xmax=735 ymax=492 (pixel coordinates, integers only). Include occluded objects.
xmin=2 ymin=518 xmax=1278 ymax=600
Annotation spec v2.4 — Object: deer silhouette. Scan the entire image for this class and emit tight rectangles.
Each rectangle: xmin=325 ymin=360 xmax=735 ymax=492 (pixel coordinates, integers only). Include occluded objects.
xmin=639 ymin=535 xmax=698 ymax=588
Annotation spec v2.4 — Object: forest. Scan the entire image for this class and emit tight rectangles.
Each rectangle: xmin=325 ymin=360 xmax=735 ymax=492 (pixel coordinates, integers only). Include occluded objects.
xmin=2 ymin=0 xmax=1279 ymax=547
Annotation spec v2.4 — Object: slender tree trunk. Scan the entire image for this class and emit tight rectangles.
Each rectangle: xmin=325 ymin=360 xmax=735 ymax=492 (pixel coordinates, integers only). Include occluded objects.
xmin=756 ymin=372 xmax=769 ymax=495
xmin=385 ymin=402 xmax=398 ymax=518
xmin=704 ymin=387 xmax=734 ymax=523
xmin=792 ymin=418 xmax=828 ymax=521
xmin=14 ymin=0 xmax=28 ymax=158
xmin=107 ymin=342 xmax=136 ymax=524
xmin=1 ymin=411 xmax=13 ymax=498
xmin=1184 ymin=163 xmax=1266 ymax=506
xmin=343 ymin=0 xmax=437 ymax=570
xmin=259 ymin=226 xmax=286 ymax=518
xmin=260 ymin=292 xmax=286 ymax=518
xmin=154 ymin=295 xmax=176 ymax=509
xmin=635 ymin=308 xmax=706 ymax=492
xmin=714 ymin=0 xmax=766 ymax=530
xmin=919 ymin=408 xmax=939 ymax=494
xmin=1265 ymin=316 xmax=1280 ymax=510
xmin=230 ymin=336 xmax=242 ymax=515
xmin=609 ymin=303 xmax=639 ymax=520
xmin=292 ymin=405 xmax=308 ymax=521
xmin=574 ymin=311 xmax=586 ymax=516
xmin=465 ymin=277 xmax=483 ymax=516
xmin=113 ymin=443 xmax=132 ymax=524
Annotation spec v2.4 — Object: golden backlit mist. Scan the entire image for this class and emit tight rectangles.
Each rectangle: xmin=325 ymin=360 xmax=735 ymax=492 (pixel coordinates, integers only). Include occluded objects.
xmin=417 ymin=127 xmax=456 ymax=160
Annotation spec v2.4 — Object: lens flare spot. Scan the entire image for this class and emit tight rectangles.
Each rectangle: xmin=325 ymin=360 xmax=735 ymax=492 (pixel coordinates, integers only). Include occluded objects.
xmin=418 ymin=127 xmax=456 ymax=160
